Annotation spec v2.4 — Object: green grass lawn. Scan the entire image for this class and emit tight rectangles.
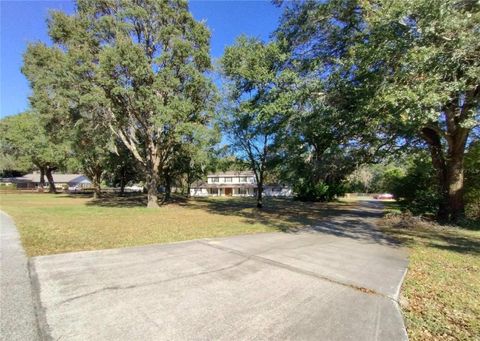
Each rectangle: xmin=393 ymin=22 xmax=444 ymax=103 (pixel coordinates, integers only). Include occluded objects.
xmin=0 ymin=193 xmax=349 ymax=257
xmin=380 ymin=215 xmax=480 ymax=341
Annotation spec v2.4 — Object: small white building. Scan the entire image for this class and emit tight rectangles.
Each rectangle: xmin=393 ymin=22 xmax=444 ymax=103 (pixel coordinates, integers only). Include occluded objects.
xmin=190 ymin=171 xmax=293 ymax=198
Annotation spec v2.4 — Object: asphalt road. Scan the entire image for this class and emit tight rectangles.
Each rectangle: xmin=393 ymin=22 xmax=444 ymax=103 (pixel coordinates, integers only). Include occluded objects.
xmin=30 ymin=201 xmax=409 ymax=340
xmin=0 ymin=212 xmax=40 ymax=341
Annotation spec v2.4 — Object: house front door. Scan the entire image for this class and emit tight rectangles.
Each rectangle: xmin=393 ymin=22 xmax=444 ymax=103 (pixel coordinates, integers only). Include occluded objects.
xmin=225 ymin=188 xmax=233 ymax=196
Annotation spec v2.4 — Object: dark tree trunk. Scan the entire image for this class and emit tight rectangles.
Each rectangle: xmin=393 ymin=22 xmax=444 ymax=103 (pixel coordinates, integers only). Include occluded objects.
xmin=422 ymin=121 xmax=468 ymax=222
xmin=256 ymin=182 xmax=263 ymax=209
xmin=186 ymin=170 xmax=191 ymax=198
xmin=38 ymin=167 xmax=46 ymax=192
xmin=117 ymin=165 xmax=127 ymax=196
xmin=120 ymin=176 xmax=126 ymax=196
xmin=252 ymin=167 xmax=265 ymax=209
xmin=164 ymin=172 xmax=172 ymax=202
xmin=423 ymin=128 xmax=449 ymax=221
xmin=45 ymin=166 xmax=56 ymax=193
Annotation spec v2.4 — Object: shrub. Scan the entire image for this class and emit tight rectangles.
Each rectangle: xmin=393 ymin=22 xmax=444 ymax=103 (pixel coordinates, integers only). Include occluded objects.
xmin=381 ymin=211 xmax=432 ymax=229
xmin=389 ymin=157 xmax=441 ymax=217
xmin=293 ymin=179 xmax=345 ymax=201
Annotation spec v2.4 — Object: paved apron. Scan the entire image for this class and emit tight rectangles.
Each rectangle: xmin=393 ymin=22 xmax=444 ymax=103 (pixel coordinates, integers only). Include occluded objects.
xmin=30 ymin=201 xmax=408 ymax=340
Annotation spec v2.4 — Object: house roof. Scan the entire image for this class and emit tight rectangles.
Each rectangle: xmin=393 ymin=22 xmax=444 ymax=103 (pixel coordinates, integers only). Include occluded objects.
xmin=208 ymin=171 xmax=254 ymax=177
xmin=17 ymin=173 xmax=91 ymax=184
xmin=0 ymin=177 xmax=31 ymax=183
xmin=191 ymin=180 xmax=207 ymax=187
xmin=197 ymin=183 xmax=257 ymax=189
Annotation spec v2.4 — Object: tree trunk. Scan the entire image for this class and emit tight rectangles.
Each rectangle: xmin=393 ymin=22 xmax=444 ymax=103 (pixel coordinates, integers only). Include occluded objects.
xmin=145 ymin=141 xmax=162 ymax=208
xmin=38 ymin=167 xmax=45 ymax=192
xmin=45 ymin=167 xmax=56 ymax=193
xmin=422 ymin=125 xmax=468 ymax=222
xmin=256 ymin=182 xmax=263 ymax=209
xmin=423 ymin=130 xmax=449 ymax=221
xmin=146 ymin=168 xmax=160 ymax=208
xmin=115 ymin=165 xmax=127 ymax=196
xmin=186 ymin=169 xmax=192 ymax=198
xmin=120 ymin=176 xmax=126 ymax=196
xmin=92 ymin=172 xmax=102 ymax=200
xmin=164 ymin=172 xmax=172 ymax=202
xmin=445 ymin=148 xmax=466 ymax=222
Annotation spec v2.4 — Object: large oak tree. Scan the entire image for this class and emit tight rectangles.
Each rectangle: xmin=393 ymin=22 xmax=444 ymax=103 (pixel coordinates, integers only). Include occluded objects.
xmin=277 ymin=0 xmax=479 ymax=221
xmin=23 ymin=0 xmax=215 ymax=207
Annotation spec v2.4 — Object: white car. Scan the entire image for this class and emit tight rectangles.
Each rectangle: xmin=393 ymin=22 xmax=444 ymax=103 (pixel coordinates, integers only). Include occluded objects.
xmin=374 ymin=193 xmax=394 ymax=200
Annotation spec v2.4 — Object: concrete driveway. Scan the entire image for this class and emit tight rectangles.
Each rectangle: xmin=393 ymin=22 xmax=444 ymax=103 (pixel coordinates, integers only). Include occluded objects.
xmin=30 ymin=201 xmax=408 ymax=340
xmin=1 ymin=212 xmax=40 ymax=341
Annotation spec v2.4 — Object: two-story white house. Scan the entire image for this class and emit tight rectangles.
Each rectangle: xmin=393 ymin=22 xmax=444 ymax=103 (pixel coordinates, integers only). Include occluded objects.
xmin=190 ymin=171 xmax=293 ymax=197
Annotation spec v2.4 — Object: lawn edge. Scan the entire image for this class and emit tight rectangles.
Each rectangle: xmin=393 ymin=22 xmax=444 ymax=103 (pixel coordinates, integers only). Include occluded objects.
xmin=29 ymin=230 xmax=283 ymax=259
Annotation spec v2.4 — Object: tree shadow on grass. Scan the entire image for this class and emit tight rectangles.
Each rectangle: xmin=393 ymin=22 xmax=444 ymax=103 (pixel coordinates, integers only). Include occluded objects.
xmin=85 ymin=193 xmax=190 ymax=208
xmin=85 ymin=193 xmax=147 ymax=208
xmin=381 ymin=226 xmax=480 ymax=256
xmin=63 ymin=193 xmax=94 ymax=199
xmin=85 ymin=194 xmax=401 ymax=246
xmin=182 ymin=197 xmax=400 ymax=246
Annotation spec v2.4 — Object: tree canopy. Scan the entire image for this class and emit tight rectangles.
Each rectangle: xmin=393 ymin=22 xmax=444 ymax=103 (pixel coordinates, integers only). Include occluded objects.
xmin=275 ymin=0 xmax=479 ymax=221
xmin=2 ymin=0 xmax=478 ymax=221
xmin=0 ymin=112 xmax=69 ymax=192
xmin=220 ymin=36 xmax=293 ymax=207
xmin=22 ymin=0 xmax=217 ymax=207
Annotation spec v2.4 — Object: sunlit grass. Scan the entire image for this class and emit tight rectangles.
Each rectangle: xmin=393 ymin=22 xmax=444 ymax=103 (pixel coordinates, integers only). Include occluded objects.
xmin=0 ymin=193 xmax=350 ymax=257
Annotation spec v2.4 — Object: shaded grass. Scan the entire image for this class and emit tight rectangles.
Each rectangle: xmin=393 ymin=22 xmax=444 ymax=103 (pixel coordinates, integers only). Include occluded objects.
xmin=379 ymin=219 xmax=480 ymax=341
xmin=380 ymin=200 xmax=402 ymax=214
xmin=0 ymin=193 xmax=353 ymax=257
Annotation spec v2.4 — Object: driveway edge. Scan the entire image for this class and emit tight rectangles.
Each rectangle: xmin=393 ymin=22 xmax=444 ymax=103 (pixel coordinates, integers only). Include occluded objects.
xmin=28 ymin=259 xmax=53 ymax=341
xmin=371 ymin=201 xmax=409 ymax=341
xmin=394 ymin=268 xmax=410 ymax=340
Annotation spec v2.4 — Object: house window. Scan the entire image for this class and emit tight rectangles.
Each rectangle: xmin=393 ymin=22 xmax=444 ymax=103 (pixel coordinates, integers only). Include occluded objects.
xmin=209 ymin=188 xmax=218 ymax=195
xmin=238 ymin=188 xmax=247 ymax=195
xmin=225 ymin=177 xmax=232 ymax=182
xmin=211 ymin=177 xmax=219 ymax=183
xmin=240 ymin=177 xmax=248 ymax=183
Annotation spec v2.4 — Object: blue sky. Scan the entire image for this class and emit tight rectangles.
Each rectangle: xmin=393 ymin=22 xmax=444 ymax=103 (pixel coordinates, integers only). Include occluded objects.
xmin=0 ymin=0 xmax=282 ymax=118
